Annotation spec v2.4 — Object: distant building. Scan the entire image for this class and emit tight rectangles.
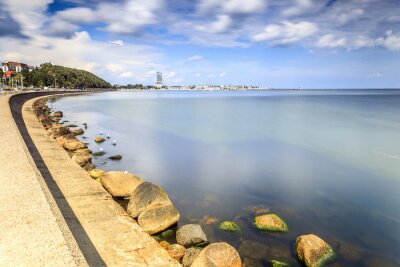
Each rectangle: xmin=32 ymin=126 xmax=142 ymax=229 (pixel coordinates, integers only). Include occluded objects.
xmin=155 ymin=72 xmax=163 ymax=88
xmin=2 ymin=61 xmax=30 ymax=73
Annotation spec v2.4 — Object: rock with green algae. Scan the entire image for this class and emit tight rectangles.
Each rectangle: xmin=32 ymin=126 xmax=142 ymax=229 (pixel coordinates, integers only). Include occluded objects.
xmin=219 ymin=221 xmax=240 ymax=232
xmin=93 ymin=151 xmax=106 ymax=156
xmin=108 ymin=155 xmax=122 ymax=160
xmin=296 ymin=234 xmax=334 ymax=267
xmin=254 ymin=214 xmax=288 ymax=232
xmin=270 ymin=260 xmax=289 ymax=267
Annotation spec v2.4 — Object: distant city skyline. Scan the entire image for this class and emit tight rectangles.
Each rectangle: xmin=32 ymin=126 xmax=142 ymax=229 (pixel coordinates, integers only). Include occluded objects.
xmin=0 ymin=0 xmax=399 ymax=88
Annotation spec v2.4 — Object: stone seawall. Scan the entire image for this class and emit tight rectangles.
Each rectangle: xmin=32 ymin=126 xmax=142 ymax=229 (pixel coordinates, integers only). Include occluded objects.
xmin=8 ymin=92 xmax=180 ymax=266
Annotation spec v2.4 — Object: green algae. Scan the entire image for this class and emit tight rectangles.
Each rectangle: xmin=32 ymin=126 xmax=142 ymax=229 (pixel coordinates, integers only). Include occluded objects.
xmin=269 ymin=260 xmax=289 ymax=267
xmin=254 ymin=214 xmax=288 ymax=232
xmin=219 ymin=221 xmax=240 ymax=232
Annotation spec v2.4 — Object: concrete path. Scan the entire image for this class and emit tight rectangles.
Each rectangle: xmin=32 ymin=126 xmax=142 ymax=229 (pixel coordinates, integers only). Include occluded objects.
xmin=0 ymin=94 xmax=85 ymax=266
xmin=1 ymin=92 xmax=180 ymax=266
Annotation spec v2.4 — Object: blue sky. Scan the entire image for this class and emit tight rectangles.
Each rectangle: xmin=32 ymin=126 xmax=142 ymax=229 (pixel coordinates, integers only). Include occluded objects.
xmin=0 ymin=0 xmax=399 ymax=88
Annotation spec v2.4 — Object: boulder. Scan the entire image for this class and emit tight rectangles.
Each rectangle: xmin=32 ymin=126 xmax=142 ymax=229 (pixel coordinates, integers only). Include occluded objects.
xmin=159 ymin=240 xmax=170 ymax=249
xmin=83 ymin=163 xmax=95 ymax=171
xmin=63 ymin=138 xmax=87 ymax=151
xmin=95 ymin=137 xmax=105 ymax=143
xmin=56 ymin=133 xmax=75 ymax=146
xmin=219 ymin=221 xmax=240 ymax=232
xmin=182 ymin=247 xmax=202 ymax=267
xmin=88 ymin=169 xmax=106 ymax=179
xmin=191 ymin=242 xmax=242 ymax=267
xmin=72 ymin=128 xmax=84 ymax=135
xmin=100 ymin=171 xmax=143 ymax=198
xmin=176 ymin=224 xmax=208 ymax=247
xmin=166 ymin=244 xmax=186 ymax=262
xmin=48 ymin=125 xmax=72 ymax=138
xmin=127 ymin=182 xmax=171 ymax=218
xmin=75 ymin=148 xmax=92 ymax=154
xmin=53 ymin=111 xmax=63 ymax=117
xmin=254 ymin=214 xmax=288 ymax=232
xmin=39 ymin=117 xmax=53 ymax=129
xmin=71 ymin=152 xmax=92 ymax=167
xmin=296 ymin=234 xmax=334 ymax=267
xmin=137 ymin=204 xmax=180 ymax=234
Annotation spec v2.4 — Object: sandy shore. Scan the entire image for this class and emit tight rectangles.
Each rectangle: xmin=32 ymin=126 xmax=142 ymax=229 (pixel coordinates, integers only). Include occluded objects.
xmin=1 ymin=92 xmax=179 ymax=266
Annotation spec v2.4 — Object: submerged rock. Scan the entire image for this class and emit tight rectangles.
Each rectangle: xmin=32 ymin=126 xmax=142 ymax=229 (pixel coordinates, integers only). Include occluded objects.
xmin=72 ymin=128 xmax=84 ymax=135
xmin=243 ymin=258 xmax=263 ymax=267
xmin=166 ymin=244 xmax=186 ymax=262
xmin=176 ymin=224 xmax=208 ymax=247
xmin=138 ymin=204 xmax=180 ymax=235
xmin=95 ymin=137 xmax=106 ymax=143
xmin=296 ymin=234 xmax=334 ymax=267
xmin=93 ymin=151 xmax=106 ymax=157
xmin=191 ymin=242 xmax=242 ymax=267
xmin=53 ymin=111 xmax=63 ymax=117
xmin=182 ymin=247 xmax=202 ymax=267
xmin=127 ymin=182 xmax=171 ymax=218
xmin=100 ymin=171 xmax=143 ymax=198
xmin=254 ymin=214 xmax=288 ymax=232
xmin=88 ymin=169 xmax=106 ymax=179
xmin=67 ymin=124 xmax=78 ymax=128
xmin=200 ymin=215 xmax=219 ymax=225
xmin=108 ymin=155 xmax=122 ymax=160
xmin=219 ymin=221 xmax=240 ymax=232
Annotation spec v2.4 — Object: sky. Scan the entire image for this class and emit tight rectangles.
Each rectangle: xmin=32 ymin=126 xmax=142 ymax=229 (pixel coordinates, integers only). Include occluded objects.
xmin=0 ymin=0 xmax=399 ymax=88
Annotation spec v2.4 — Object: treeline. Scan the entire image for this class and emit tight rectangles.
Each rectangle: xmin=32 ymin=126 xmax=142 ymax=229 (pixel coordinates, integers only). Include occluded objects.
xmin=22 ymin=63 xmax=111 ymax=89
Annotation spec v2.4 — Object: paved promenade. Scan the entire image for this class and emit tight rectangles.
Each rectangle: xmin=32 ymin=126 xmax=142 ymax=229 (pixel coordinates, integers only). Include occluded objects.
xmin=0 ymin=94 xmax=85 ymax=266
xmin=0 ymin=92 xmax=179 ymax=266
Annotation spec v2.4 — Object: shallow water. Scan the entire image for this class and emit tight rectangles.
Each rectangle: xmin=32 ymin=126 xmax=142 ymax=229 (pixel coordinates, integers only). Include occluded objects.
xmin=50 ymin=90 xmax=400 ymax=266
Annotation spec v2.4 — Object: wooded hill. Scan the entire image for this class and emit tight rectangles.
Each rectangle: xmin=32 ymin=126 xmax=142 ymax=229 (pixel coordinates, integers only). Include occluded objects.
xmin=19 ymin=63 xmax=111 ymax=89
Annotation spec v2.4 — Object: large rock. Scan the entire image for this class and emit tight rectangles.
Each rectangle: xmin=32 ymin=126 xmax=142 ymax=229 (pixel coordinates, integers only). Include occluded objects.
xmin=254 ymin=214 xmax=288 ymax=232
xmin=137 ymin=204 xmax=180 ymax=234
xmin=176 ymin=224 xmax=208 ymax=247
xmin=296 ymin=234 xmax=334 ymax=267
xmin=63 ymin=138 xmax=87 ymax=151
xmin=182 ymin=247 xmax=202 ymax=267
xmin=127 ymin=182 xmax=171 ymax=218
xmin=56 ymin=133 xmax=75 ymax=146
xmin=48 ymin=125 xmax=72 ymax=138
xmin=166 ymin=244 xmax=186 ymax=262
xmin=191 ymin=242 xmax=242 ymax=267
xmin=100 ymin=171 xmax=143 ymax=198
xmin=71 ymin=152 xmax=92 ymax=167
xmin=39 ymin=116 xmax=53 ymax=129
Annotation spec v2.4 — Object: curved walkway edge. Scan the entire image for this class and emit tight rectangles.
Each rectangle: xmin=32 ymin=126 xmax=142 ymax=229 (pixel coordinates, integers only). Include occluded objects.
xmin=1 ymin=92 xmax=179 ymax=266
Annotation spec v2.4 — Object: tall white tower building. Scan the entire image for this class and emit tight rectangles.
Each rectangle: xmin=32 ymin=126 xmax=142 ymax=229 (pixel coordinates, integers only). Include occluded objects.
xmin=155 ymin=72 xmax=163 ymax=88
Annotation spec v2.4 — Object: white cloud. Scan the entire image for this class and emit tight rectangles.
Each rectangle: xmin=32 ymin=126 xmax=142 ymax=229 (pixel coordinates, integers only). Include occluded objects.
xmin=198 ymin=0 xmax=267 ymax=15
xmin=282 ymin=0 xmax=314 ymax=17
xmin=109 ymin=40 xmax=124 ymax=46
xmin=253 ymin=21 xmax=318 ymax=45
xmin=337 ymin=8 xmax=364 ymax=25
xmin=188 ymin=55 xmax=203 ymax=61
xmin=0 ymin=31 xmax=161 ymax=84
xmin=197 ymin=15 xmax=233 ymax=34
xmin=219 ymin=72 xmax=227 ymax=77
xmin=316 ymin=34 xmax=347 ymax=48
xmin=371 ymin=72 xmax=383 ymax=77
xmin=388 ymin=16 xmax=400 ymax=22
xmin=195 ymin=73 xmax=202 ymax=77
xmin=2 ymin=0 xmax=52 ymax=35
xmin=376 ymin=30 xmax=400 ymax=51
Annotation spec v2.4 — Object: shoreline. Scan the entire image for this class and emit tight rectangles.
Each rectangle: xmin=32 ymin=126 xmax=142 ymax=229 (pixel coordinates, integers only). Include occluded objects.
xmin=8 ymin=92 xmax=180 ymax=266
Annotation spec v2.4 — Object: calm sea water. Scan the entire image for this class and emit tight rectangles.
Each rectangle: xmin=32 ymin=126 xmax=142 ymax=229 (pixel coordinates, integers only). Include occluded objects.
xmin=49 ymin=90 xmax=400 ymax=266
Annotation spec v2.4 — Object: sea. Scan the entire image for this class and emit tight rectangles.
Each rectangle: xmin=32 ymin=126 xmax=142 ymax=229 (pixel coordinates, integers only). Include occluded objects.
xmin=48 ymin=89 xmax=400 ymax=266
